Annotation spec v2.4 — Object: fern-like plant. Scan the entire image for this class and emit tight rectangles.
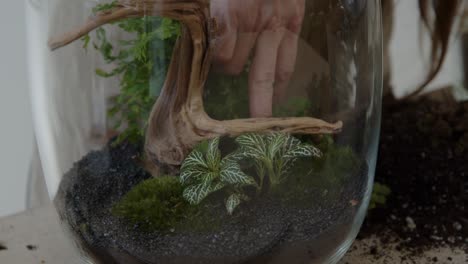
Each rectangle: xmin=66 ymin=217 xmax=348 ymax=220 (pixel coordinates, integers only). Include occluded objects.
xmin=84 ymin=1 xmax=180 ymax=144
xmin=180 ymin=137 xmax=257 ymax=214
xmin=235 ymin=133 xmax=322 ymax=189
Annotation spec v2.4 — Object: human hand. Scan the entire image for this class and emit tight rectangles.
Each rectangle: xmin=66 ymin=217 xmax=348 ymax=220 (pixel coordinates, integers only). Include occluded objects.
xmin=211 ymin=0 xmax=305 ymax=118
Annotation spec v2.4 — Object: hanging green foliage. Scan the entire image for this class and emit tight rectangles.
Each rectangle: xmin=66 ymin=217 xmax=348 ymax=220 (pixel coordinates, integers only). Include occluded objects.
xmin=84 ymin=1 xmax=180 ymax=144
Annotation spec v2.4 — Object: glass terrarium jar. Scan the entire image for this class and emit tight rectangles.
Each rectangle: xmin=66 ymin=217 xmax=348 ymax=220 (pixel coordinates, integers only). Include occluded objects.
xmin=27 ymin=0 xmax=382 ymax=263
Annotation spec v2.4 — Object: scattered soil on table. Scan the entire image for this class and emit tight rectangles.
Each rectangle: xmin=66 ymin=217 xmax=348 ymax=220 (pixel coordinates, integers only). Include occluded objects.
xmin=55 ymin=139 xmax=367 ymax=264
xmin=26 ymin=245 xmax=38 ymax=251
xmin=359 ymin=95 xmax=468 ymax=258
xmin=0 ymin=242 xmax=7 ymax=251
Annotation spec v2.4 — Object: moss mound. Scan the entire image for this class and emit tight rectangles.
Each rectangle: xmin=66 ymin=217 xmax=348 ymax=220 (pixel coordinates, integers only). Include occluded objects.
xmin=112 ymin=176 xmax=197 ymax=231
xmin=275 ymin=136 xmax=361 ymax=205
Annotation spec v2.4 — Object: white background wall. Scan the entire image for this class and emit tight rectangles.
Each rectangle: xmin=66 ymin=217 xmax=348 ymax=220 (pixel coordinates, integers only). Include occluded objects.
xmin=0 ymin=0 xmax=464 ymax=217
xmin=0 ymin=0 xmax=33 ymax=217
xmin=390 ymin=1 xmax=464 ymax=97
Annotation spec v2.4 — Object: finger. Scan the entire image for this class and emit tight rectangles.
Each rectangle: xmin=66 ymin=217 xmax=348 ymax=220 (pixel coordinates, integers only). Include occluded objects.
xmin=273 ymin=30 xmax=299 ymax=103
xmin=211 ymin=4 xmax=238 ymax=67
xmin=220 ymin=0 xmax=261 ymax=75
xmin=274 ymin=0 xmax=305 ymax=103
xmin=249 ymin=22 xmax=286 ymax=117
xmin=221 ymin=32 xmax=258 ymax=75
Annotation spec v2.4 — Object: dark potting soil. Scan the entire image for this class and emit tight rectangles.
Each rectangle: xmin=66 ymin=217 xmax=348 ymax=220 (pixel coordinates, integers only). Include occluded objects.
xmin=55 ymin=139 xmax=368 ymax=264
xmin=359 ymin=96 xmax=468 ymax=254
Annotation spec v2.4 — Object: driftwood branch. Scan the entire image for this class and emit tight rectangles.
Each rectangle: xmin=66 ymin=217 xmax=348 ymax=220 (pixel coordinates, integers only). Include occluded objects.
xmin=49 ymin=7 xmax=138 ymax=50
xmin=49 ymin=0 xmax=343 ymax=170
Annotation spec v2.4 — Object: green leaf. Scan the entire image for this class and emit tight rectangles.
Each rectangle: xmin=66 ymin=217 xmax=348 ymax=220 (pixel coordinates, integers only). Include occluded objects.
xmin=206 ymin=137 xmax=221 ymax=169
xmin=92 ymin=0 xmax=118 ymax=14
xmin=211 ymin=181 xmax=226 ymax=193
xmin=194 ymin=140 xmax=209 ymax=153
xmin=179 ymin=166 xmax=207 ymax=185
xmin=220 ymin=162 xmax=256 ymax=186
xmin=225 ymin=193 xmax=242 ymax=215
xmin=85 ymin=10 xmax=178 ymax=144
xmin=202 ymin=172 xmax=218 ymax=184
xmin=267 ymin=132 xmax=288 ymax=159
xmin=284 ymin=136 xmax=302 ymax=150
xmin=236 ymin=133 xmax=267 ymax=159
xmin=220 ymin=151 xmax=245 ymax=166
xmin=183 ymin=181 xmax=214 ymax=205
xmin=374 ymin=183 xmax=391 ymax=196
xmin=285 ymin=144 xmax=322 ymax=159
xmin=181 ymin=150 xmax=207 ymax=171
xmin=95 ymin=68 xmax=113 ymax=78
xmin=369 ymin=182 xmax=392 ymax=210
xmin=373 ymin=194 xmax=387 ymax=205
xmin=82 ymin=34 xmax=91 ymax=50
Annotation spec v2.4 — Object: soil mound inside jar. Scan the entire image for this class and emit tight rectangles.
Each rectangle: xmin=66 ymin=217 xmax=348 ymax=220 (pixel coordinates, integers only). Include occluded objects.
xmin=55 ymin=139 xmax=368 ymax=264
xmin=359 ymin=95 xmax=468 ymax=254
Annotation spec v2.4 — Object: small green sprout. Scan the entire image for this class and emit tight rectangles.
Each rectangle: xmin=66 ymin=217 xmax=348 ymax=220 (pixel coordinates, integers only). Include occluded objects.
xmin=369 ymin=182 xmax=392 ymax=210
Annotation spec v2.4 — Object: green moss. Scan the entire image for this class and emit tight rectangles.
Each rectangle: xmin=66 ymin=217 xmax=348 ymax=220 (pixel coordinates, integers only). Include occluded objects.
xmin=312 ymin=145 xmax=360 ymax=185
xmin=112 ymin=176 xmax=197 ymax=231
xmin=204 ymin=79 xmax=316 ymax=120
xmin=305 ymin=136 xmax=360 ymax=187
xmin=273 ymin=97 xmax=313 ymax=117
xmin=275 ymin=137 xmax=361 ymax=206
xmin=203 ymin=72 xmax=250 ymax=120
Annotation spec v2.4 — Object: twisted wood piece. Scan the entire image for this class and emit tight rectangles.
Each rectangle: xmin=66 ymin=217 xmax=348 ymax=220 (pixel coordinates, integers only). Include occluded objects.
xmin=49 ymin=0 xmax=343 ymax=170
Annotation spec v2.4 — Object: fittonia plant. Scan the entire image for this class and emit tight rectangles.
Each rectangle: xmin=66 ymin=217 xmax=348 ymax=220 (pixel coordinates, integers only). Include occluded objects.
xmin=180 ymin=137 xmax=257 ymax=214
xmin=180 ymin=133 xmax=322 ymax=214
xmin=236 ymin=133 xmax=322 ymax=188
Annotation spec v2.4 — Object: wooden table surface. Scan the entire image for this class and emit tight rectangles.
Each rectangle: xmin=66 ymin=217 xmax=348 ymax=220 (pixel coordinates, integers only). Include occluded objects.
xmin=0 ymin=205 xmax=466 ymax=264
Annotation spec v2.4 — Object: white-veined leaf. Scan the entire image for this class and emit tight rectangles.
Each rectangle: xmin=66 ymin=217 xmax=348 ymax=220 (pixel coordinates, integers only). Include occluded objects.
xmin=220 ymin=162 xmax=256 ymax=186
xmin=254 ymin=161 xmax=266 ymax=179
xmin=308 ymin=145 xmax=322 ymax=158
xmin=206 ymin=137 xmax=221 ymax=170
xmin=225 ymin=193 xmax=242 ymax=215
xmin=278 ymin=157 xmax=296 ymax=179
xmin=267 ymin=132 xmax=288 ymax=159
xmin=183 ymin=181 xmax=214 ymax=205
xmin=239 ymin=193 xmax=250 ymax=201
xmin=284 ymin=136 xmax=301 ymax=152
xmin=202 ymin=171 xmax=218 ymax=184
xmin=179 ymin=166 xmax=208 ymax=184
xmin=211 ymin=181 xmax=226 ymax=193
xmin=220 ymin=151 xmax=245 ymax=166
xmin=235 ymin=133 xmax=267 ymax=159
xmin=285 ymin=144 xmax=322 ymax=159
xmin=181 ymin=150 xmax=207 ymax=171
